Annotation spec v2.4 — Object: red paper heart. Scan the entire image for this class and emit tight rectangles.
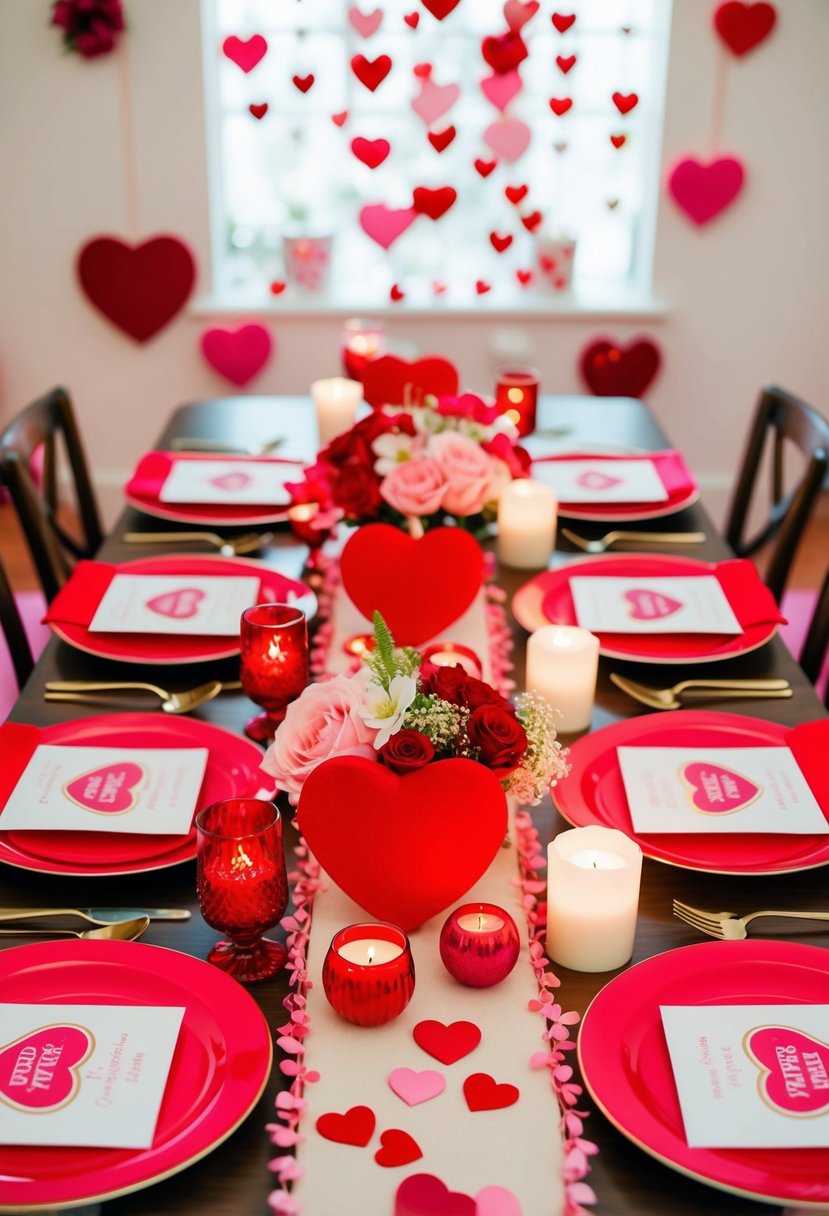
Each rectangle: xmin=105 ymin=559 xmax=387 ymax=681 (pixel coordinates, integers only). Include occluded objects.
xmin=77 ymin=235 xmax=196 ymax=343
xmin=360 ymin=355 xmax=459 ymax=407
xmin=351 ymin=53 xmax=392 ymax=91
xmin=420 ymin=0 xmax=461 ymax=19
xmin=292 ymin=74 xmax=314 ymax=93
xmin=747 ymin=1026 xmax=829 ymax=1115
xmin=682 ymin=762 xmax=761 ymax=814
xmin=65 ymin=762 xmax=144 ymax=814
xmin=714 ymin=1 xmax=776 ymax=56
xmin=489 ymin=232 xmax=513 ymax=253
xmin=551 ymin=12 xmax=576 ymax=32
xmin=298 ymin=757 xmax=507 ymax=931
xmin=474 ymin=158 xmax=497 ymax=177
xmin=359 ymin=204 xmax=417 ymax=249
xmin=579 ymin=337 xmax=661 ymax=397
xmin=146 ymin=588 xmax=205 ymax=620
xmin=316 ymin=1105 xmax=376 ymax=1147
xmin=222 ymin=34 xmax=267 ymax=72
xmin=481 ymin=31 xmax=528 ymax=75
xmin=413 ymin=1020 xmax=482 ymax=1065
xmin=390 ymin=283 xmax=405 ymax=302
xmin=352 ymin=136 xmax=391 ymax=168
xmin=200 ymin=323 xmax=273 ymax=386
xmin=427 ymin=126 xmax=456 ymax=153
xmin=463 ymin=1073 xmax=520 ymax=1112
xmin=612 ymin=91 xmax=638 ymax=115
xmin=0 ymin=1025 xmax=92 ymax=1112
xmin=413 ymin=62 xmax=433 ymax=80
xmin=475 ymin=280 xmax=491 ymax=295
xmin=404 ymin=12 xmax=420 ymax=28
xmin=270 ymin=280 xmax=286 ymax=295
xmin=610 ymin=133 xmax=626 ymax=148
xmin=516 ymin=268 xmax=533 ymax=285
xmin=505 ymin=184 xmax=528 ymax=205
xmin=556 ymin=53 xmax=577 ymax=73
xmin=549 ymin=96 xmax=573 ymax=116
xmin=668 ymin=156 xmax=746 ymax=226
xmin=432 ymin=280 xmax=447 ymax=296
xmin=412 ymin=186 xmax=457 ymax=220
xmin=521 ymin=210 xmax=543 ymax=232
xmin=332 ymin=110 xmax=349 ymax=126
xmin=248 ymin=102 xmax=268 ymax=119
xmin=395 ymin=1174 xmax=476 ymax=1216
xmin=375 ymin=1129 xmax=424 ymax=1167
xmin=504 ymin=0 xmax=540 ymax=33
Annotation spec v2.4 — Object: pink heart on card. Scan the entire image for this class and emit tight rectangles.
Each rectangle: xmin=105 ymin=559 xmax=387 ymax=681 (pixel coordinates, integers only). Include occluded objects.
xmin=667 ymin=156 xmax=746 ymax=226
xmin=411 ymin=80 xmax=460 ymax=126
xmin=480 ymin=69 xmax=523 ymax=112
xmin=64 ymin=762 xmax=144 ymax=814
xmin=395 ymin=1173 xmax=477 ymax=1216
xmin=221 ymin=34 xmax=267 ymax=73
xmin=208 ymin=471 xmax=254 ymax=492
xmin=746 ymin=1026 xmax=829 ymax=1116
xmin=200 ymin=324 xmax=273 ymax=386
xmin=389 ymin=1067 xmax=446 ymax=1106
xmin=681 ymin=762 xmax=761 ymax=815
xmin=359 ymin=204 xmax=418 ymax=249
xmin=476 ymin=1186 xmax=523 ymax=1216
xmin=146 ymin=588 xmax=205 ymax=620
xmin=624 ymin=588 xmax=683 ymax=621
xmin=348 ymin=5 xmax=383 ymax=37
xmin=0 ymin=1025 xmax=93 ymax=1112
xmin=575 ymin=470 xmax=623 ymax=491
xmin=483 ymin=118 xmax=531 ymax=162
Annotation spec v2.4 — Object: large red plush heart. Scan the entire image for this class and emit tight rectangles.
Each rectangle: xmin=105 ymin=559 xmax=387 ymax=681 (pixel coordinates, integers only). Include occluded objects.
xmin=340 ymin=524 xmax=482 ymax=644
xmin=297 ymin=756 xmax=507 ymax=931
xmin=714 ymin=2 xmax=776 ymax=56
xmin=200 ymin=323 xmax=273 ymax=386
xmin=360 ymin=355 xmax=459 ymax=408
xmin=579 ymin=336 xmax=661 ymax=397
xmin=668 ymin=156 xmax=746 ymax=226
xmin=77 ymin=236 xmax=196 ymax=343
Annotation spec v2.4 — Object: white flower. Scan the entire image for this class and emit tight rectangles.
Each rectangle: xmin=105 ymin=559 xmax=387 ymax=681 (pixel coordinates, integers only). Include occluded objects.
xmin=358 ymin=673 xmax=418 ymax=748
xmin=372 ymin=431 xmax=417 ymax=476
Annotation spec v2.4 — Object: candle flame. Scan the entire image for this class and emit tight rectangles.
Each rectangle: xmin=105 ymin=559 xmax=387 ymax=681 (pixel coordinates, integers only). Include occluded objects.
xmin=478 ymin=913 xmax=484 ymax=930
xmin=367 ymin=946 xmax=375 ymax=965
xmin=231 ymin=845 xmax=253 ymax=873
xmin=267 ymin=637 xmax=285 ymax=663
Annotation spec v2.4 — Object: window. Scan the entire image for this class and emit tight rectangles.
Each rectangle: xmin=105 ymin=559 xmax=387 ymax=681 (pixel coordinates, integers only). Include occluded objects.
xmin=202 ymin=0 xmax=671 ymax=310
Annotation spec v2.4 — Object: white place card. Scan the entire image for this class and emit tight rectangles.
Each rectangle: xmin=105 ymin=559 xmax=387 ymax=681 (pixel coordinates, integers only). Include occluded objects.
xmin=661 ymin=1004 xmax=829 ymax=1148
xmin=0 ymin=1003 xmax=184 ymax=1148
xmin=617 ymin=746 xmax=828 ymax=834
xmin=533 ymin=459 xmax=668 ymax=503
xmin=159 ymin=459 xmax=304 ymax=505
xmin=89 ymin=573 xmax=261 ymax=636
xmin=569 ymin=575 xmax=742 ymax=634
xmin=0 ymin=744 xmax=209 ymax=834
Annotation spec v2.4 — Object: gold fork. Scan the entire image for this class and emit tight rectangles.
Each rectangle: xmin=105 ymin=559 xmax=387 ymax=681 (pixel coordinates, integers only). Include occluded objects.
xmin=168 ymin=436 xmax=285 ymax=454
xmin=0 ymin=917 xmax=150 ymax=942
xmin=561 ymin=527 xmax=706 ymax=554
xmin=44 ymin=679 xmax=223 ymax=714
xmin=122 ymin=530 xmax=273 ymax=556
xmin=672 ymin=900 xmax=829 ymax=941
xmin=610 ymin=671 xmax=792 ymax=711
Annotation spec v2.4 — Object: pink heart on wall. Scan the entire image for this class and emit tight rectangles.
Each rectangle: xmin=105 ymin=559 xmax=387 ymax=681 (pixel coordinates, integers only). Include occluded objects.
xmin=200 ymin=324 xmax=273 ymax=386
xmin=411 ymin=79 xmax=460 ymax=126
xmin=681 ymin=762 xmax=761 ymax=814
xmin=480 ymin=69 xmax=523 ymax=112
xmin=64 ymin=762 xmax=144 ymax=814
xmin=483 ymin=119 xmax=531 ymax=162
xmin=0 ymin=1026 xmax=93 ymax=1112
xmin=667 ymin=156 xmax=746 ymax=226
xmin=77 ymin=236 xmax=196 ymax=343
xmin=221 ymin=34 xmax=268 ymax=72
xmin=359 ymin=204 xmax=418 ymax=248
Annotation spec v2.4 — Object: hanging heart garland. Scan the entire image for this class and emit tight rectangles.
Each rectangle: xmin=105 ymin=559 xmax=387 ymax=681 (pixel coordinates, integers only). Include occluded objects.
xmin=404 ymin=12 xmax=420 ymax=28
xmin=474 ymin=158 xmax=497 ymax=177
xmin=556 ymin=54 xmax=576 ymax=74
xmin=248 ymin=103 xmax=268 ymax=120
xmin=713 ymin=2 xmax=777 ymax=56
xmin=411 ymin=78 xmax=460 ymax=126
xmin=489 ymin=232 xmax=513 ymax=253
xmin=610 ymin=133 xmax=626 ymax=149
xmin=359 ymin=204 xmax=418 ymax=248
xmin=480 ymin=69 xmax=522 ymax=112
xmin=548 ymin=97 xmax=573 ymax=116
xmin=667 ymin=156 xmax=746 ymax=226
xmin=481 ymin=31 xmax=528 ymax=75
xmin=292 ymin=74 xmax=314 ymax=93
xmin=351 ymin=53 xmax=392 ymax=91
xmin=221 ymin=34 xmax=267 ymax=72
xmin=505 ymin=184 xmax=528 ymax=205
xmin=331 ymin=110 xmax=349 ymax=127
xmin=77 ymin=235 xmax=196 ymax=343
xmin=483 ymin=118 xmax=530 ymax=161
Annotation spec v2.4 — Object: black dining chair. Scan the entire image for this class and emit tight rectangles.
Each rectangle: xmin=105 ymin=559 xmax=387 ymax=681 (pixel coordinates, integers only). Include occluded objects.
xmin=0 ymin=554 xmax=36 ymax=718
xmin=798 ymin=567 xmax=829 ymax=708
xmin=724 ymin=385 xmax=829 ymax=604
xmin=0 ymin=387 xmax=103 ymax=602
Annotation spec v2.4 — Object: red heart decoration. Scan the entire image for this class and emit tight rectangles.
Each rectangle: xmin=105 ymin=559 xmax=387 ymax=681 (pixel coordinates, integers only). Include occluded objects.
xmin=521 ymin=210 xmax=543 ymax=232
xmin=222 ymin=34 xmax=267 ymax=72
xmin=0 ymin=1025 xmax=92 ymax=1112
xmin=404 ymin=12 xmax=420 ymax=28
xmin=395 ymin=1175 xmax=476 ymax=1216
xmin=432 ymin=280 xmax=447 ymax=296
xmin=351 ymin=136 xmax=391 ymax=168
xmin=579 ymin=336 xmax=661 ymax=397
xmin=413 ymin=1020 xmax=482 ymax=1065
xmin=77 ymin=235 xmax=196 ymax=343
xmin=375 ymin=1129 xmax=424 ymax=1168
xmin=481 ymin=31 xmax=528 ymax=75
xmin=549 ymin=96 xmax=573 ymax=116
xmin=200 ymin=323 xmax=273 ymax=386
xmin=714 ymin=1 xmax=776 ymax=56
xmin=428 ymin=126 xmax=456 ymax=153
xmin=504 ymin=0 xmax=540 ymax=33
xmin=269 ymin=280 xmax=286 ymax=295
xmin=65 ymin=762 xmax=144 ymax=814
xmin=474 ymin=158 xmax=497 ymax=177
xmin=556 ymin=53 xmax=577 ymax=73
xmin=412 ymin=186 xmax=457 ymax=220
xmin=359 ymin=204 xmax=417 ymax=249
xmin=316 ymin=1105 xmax=376 ymax=1147
xmin=340 ymin=524 xmax=482 ymax=642
xmin=413 ymin=62 xmax=433 ymax=79
xmin=682 ymin=761 xmax=760 ymax=814
xmin=421 ymin=0 xmax=461 ymax=19
xmin=390 ymin=283 xmax=405 ymax=302
xmin=297 ymin=757 xmax=507 ymax=931
xmin=610 ymin=133 xmax=627 ymax=149
xmin=463 ymin=1073 xmax=520 ymax=1112
xmin=504 ymin=183 xmax=528 ymax=205
xmin=360 ymin=355 xmax=459 ymax=407
xmin=351 ymin=53 xmax=392 ymax=91
xmin=489 ymin=232 xmax=513 ymax=253
xmin=551 ymin=12 xmax=576 ymax=33
xmin=612 ymin=91 xmax=638 ymax=115
xmin=292 ymin=74 xmax=315 ymax=93
xmin=331 ymin=110 xmax=349 ymax=126
xmin=475 ymin=280 xmax=492 ymax=295
xmin=516 ymin=268 xmax=533 ymax=285
xmin=248 ymin=102 xmax=268 ymax=119
xmin=668 ymin=156 xmax=746 ymax=226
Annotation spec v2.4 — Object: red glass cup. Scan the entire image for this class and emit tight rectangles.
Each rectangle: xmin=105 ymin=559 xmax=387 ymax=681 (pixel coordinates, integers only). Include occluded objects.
xmin=341 ymin=317 xmax=385 ymax=380
xmin=494 ymin=365 xmax=540 ymax=437
xmin=322 ymin=922 xmax=415 ymax=1026
xmin=195 ymin=798 xmax=288 ymax=983
xmin=420 ymin=642 xmax=483 ymax=679
xmin=439 ymin=902 xmax=520 ymax=988
xmin=239 ymin=603 xmax=308 ymax=743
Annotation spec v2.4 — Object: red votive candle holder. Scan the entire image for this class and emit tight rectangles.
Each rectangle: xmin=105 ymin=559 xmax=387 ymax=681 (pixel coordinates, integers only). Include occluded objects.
xmin=322 ymin=922 xmax=415 ymax=1027
xmin=420 ymin=642 xmax=483 ymax=679
xmin=439 ymin=902 xmax=520 ymax=988
xmin=240 ymin=603 xmax=309 ymax=743
xmin=341 ymin=317 xmax=386 ymax=381
xmin=494 ymin=365 xmax=540 ymax=437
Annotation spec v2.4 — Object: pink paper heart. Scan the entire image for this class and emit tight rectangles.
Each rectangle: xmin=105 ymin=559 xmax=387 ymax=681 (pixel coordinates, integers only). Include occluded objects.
xmin=480 ymin=69 xmax=523 ymax=112
xmin=476 ymin=1186 xmax=522 ymax=1216
xmin=200 ymin=324 xmax=273 ymax=386
xmin=574 ymin=470 xmax=622 ymax=491
xmin=483 ymin=118 xmax=531 ymax=162
xmin=348 ymin=5 xmax=383 ymax=37
xmin=746 ymin=1026 xmax=829 ymax=1116
xmin=504 ymin=0 xmax=539 ymax=32
xmin=64 ymin=762 xmax=144 ymax=814
xmin=395 ymin=1173 xmax=476 ymax=1216
xmin=0 ymin=1025 xmax=93 ymax=1112
xmin=681 ymin=762 xmax=761 ymax=814
xmin=624 ymin=588 xmax=683 ymax=621
xmin=146 ymin=588 xmax=205 ymax=620
xmin=221 ymin=34 xmax=267 ymax=73
xmin=208 ymin=471 xmax=254 ymax=492
xmin=389 ymin=1067 xmax=446 ymax=1106
xmin=667 ymin=156 xmax=746 ymax=226
xmin=359 ymin=204 xmax=417 ymax=249
xmin=411 ymin=80 xmax=460 ymax=126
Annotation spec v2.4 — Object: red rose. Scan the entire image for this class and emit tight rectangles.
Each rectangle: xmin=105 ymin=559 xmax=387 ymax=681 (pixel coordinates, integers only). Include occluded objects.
xmin=423 ymin=666 xmax=515 ymax=716
xmin=379 ymin=729 xmax=435 ymax=774
xmin=467 ymin=704 xmax=527 ymax=777
xmin=52 ymin=0 xmax=124 ymax=57
xmin=330 ymin=461 xmax=383 ymax=519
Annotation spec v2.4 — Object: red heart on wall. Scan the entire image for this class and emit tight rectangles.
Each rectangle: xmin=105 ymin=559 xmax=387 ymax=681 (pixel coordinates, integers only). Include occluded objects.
xmin=351 ymin=53 xmax=392 ymax=91
xmin=77 ymin=235 xmax=196 ymax=343
xmin=200 ymin=323 xmax=273 ymax=386
xmin=474 ymin=158 xmax=497 ymax=177
xmin=504 ymin=0 xmax=540 ymax=33
xmin=521 ymin=210 xmax=543 ymax=232
xmin=360 ymin=354 xmax=459 ymax=406
xmin=668 ymin=156 xmax=746 ymax=225
xmin=420 ymin=0 xmax=461 ymax=18
xmin=714 ymin=1 xmax=777 ymax=56
xmin=412 ymin=186 xmax=457 ymax=219
xmin=404 ymin=12 xmax=420 ymax=28
xmin=297 ymin=756 xmax=507 ymax=930
xmin=490 ymin=232 xmax=513 ymax=253
xmin=222 ymin=34 xmax=267 ymax=72
xmin=481 ymin=31 xmax=528 ymax=75
xmin=504 ymin=183 xmax=528 ymax=204
xmin=351 ymin=136 xmax=391 ymax=168
xmin=556 ymin=54 xmax=577 ymax=73
xmin=427 ymin=126 xmax=456 ymax=153
xmin=579 ymin=337 xmax=661 ymax=397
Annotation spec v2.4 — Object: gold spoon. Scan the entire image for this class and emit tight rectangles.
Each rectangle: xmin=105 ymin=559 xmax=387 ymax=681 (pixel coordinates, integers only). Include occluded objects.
xmin=0 ymin=916 xmax=150 ymax=942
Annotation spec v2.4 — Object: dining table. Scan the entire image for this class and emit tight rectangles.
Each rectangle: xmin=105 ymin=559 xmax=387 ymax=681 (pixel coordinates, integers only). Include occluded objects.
xmin=3 ymin=392 xmax=827 ymax=1216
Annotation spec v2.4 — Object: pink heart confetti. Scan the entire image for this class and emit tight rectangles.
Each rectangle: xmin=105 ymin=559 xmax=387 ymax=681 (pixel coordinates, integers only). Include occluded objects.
xmin=388 ymin=1067 xmax=446 ymax=1106
xmin=476 ymin=1186 xmax=523 ymax=1216
xmin=483 ymin=118 xmax=531 ymax=162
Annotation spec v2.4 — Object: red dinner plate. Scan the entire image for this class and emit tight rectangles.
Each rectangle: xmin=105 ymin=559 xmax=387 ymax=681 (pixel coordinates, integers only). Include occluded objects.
xmin=0 ymin=939 xmax=272 ymax=1211
xmin=578 ymin=940 xmax=829 ymax=1207
xmin=0 ymin=714 xmax=270 ymax=876
xmin=49 ymin=554 xmax=317 ymax=665
xmin=552 ymin=710 xmax=829 ymax=874
xmin=511 ymin=555 xmax=777 ymax=664
xmin=125 ymin=451 xmax=304 ymax=525
xmin=531 ymin=451 xmax=699 ymax=522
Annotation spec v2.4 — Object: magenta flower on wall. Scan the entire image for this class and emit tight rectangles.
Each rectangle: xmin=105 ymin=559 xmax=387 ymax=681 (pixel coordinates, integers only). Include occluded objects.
xmin=51 ymin=0 xmax=125 ymax=59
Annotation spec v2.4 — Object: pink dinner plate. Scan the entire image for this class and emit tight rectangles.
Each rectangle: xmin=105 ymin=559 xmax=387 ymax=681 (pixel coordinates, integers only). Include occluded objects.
xmin=49 ymin=554 xmax=317 ymax=665
xmin=532 ymin=451 xmax=699 ymax=522
xmin=577 ymin=940 xmax=829 ymax=1207
xmin=0 ymin=939 xmax=272 ymax=1210
xmin=125 ymin=450 xmax=304 ymax=525
xmin=551 ymin=710 xmax=829 ymax=874
xmin=0 ymin=714 xmax=269 ymax=876
xmin=511 ymin=555 xmax=777 ymax=665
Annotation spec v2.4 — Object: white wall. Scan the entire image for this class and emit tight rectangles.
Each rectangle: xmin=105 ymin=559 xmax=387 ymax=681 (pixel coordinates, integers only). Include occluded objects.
xmin=1 ymin=0 xmax=827 ymax=524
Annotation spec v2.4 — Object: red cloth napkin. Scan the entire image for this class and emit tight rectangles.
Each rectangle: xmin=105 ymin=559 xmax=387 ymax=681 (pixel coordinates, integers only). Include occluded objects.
xmin=125 ymin=451 xmax=302 ymax=505
xmin=0 ymin=723 xmax=39 ymax=814
xmin=532 ymin=450 xmax=696 ymax=504
xmin=786 ymin=719 xmax=829 ymax=815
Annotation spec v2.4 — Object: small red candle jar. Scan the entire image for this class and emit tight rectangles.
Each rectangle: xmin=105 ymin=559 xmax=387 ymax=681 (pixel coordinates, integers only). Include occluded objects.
xmin=341 ymin=317 xmax=386 ymax=381
xmin=494 ymin=365 xmax=540 ymax=437
xmin=239 ymin=603 xmax=309 ymax=742
xmin=439 ymin=902 xmax=520 ymax=988
xmin=322 ymin=922 xmax=415 ymax=1027
xmin=420 ymin=642 xmax=482 ymax=679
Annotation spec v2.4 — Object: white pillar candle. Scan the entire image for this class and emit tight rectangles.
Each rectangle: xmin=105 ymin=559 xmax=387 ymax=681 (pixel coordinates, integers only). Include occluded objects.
xmin=311 ymin=377 xmax=363 ymax=446
xmin=525 ymin=624 xmax=599 ymax=733
xmin=546 ymin=826 xmax=642 ymax=972
xmin=496 ymin=478 xmax=558 ymax=569
xmin=336 ymin=937 xmax=404 ymax=965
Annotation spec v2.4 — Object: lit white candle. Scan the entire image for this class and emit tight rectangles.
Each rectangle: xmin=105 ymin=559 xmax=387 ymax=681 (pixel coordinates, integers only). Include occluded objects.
xmin=546 ymin=826 xmax=642 ymax=972
xmin=336 ymin=937 xmax=404 ymax=965
xmin=496 ymin=478 xmax=558 ymax=569
xmin=311 ymin=377 xmax=363 ymax=446
xmin=525 ymin=624 xmax=599 ymax=733
xmin=456 ymin=912 xmax=505 ymax=932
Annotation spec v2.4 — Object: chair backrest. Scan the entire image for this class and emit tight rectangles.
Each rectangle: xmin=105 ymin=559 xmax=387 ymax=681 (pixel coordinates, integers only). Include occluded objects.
xmin=799 ymin=568 xmax=829 ymax=708
xmin=0 ymin=554 xmax=34 ymax=693
xmin=724 ymin=385 xmax=829 ymax=603
xmin=0 ymin=387 xmax=103 ymax=602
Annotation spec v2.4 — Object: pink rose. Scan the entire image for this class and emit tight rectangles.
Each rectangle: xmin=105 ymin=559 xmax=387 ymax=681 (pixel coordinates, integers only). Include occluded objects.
xmin=428 ymin=431 xmax=503 ymax=516
xmin=380 ymin=457 xmax=447 ymax=517
xmin=261 ymin=675 xmax=377 ymax=805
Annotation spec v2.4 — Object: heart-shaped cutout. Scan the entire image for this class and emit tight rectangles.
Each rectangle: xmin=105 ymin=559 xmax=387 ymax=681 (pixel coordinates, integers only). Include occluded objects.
xmin=298 ymin=758 xmax=506 ymax=931
xmin=375 ymin=1128 xmax=424 ymax=1167
xmin=0 ymin=1025 xmax=93 ymax=1112
xmin=505 ymin=183 xmax=528 ymax=205
xmin=579 ymin=337 xmax=661 ymax=397
xmin=348 ymin=5 xmax=383 ymax=37
xmin=483 ymin=119 xmax=531 ymax=162
xmin=351 ymin=53 xmax=392 ymax=91
xmin=476 ymin=1186 xmax=522 ymax=1216
xmin=668 ymin=156 xmax=746 ymax=226
xmin=77 ymin=236 xmax=196 ymax=343
xmin=480 ymin=69 xmax=523 ymax=112
xmin=714 ymin=1 xmax=776 ymax=56
xmin=222 ymin=34 xmax=267 ymax=72
xmin=352 ymin=136 xmax=391 ymax=168
xmin=64 ymin=762 xmax=144 ymax=814
xmin=551 ymin=12 xmax=576 ymax=32
xmin=612 ymin=91 xmax=638 ymax=115
xmin=745 ymin=1026 xmax=829 ymax=1115
xmin=360 ymin=355 xmax=459 ymax=408
xmin=412 ymin=186 xmax=457 ymax=220
xmin=624 ymin=588 xmax=683 ymax=621
xmin=481 ymin=31 xmax=528 ymax=75
xmin=389 ymin=1067 xmax=446 ymax=1106
xmin=574 ymin=470 xmax=622 ymax=491
xmin=462 ymin=1072 xmax=520 ymax=1112
xmin=413 ymin=1020 xmax=482 ymax=1065
xmin=420 ymin=0 xmax=461 ymax=19
xmin=200 ymin=323 xmax=273 ymax=386
xmin=208 ymin=470 xmax=254 ymax=492
xmin=548 ymin=96 xmax=573 ymax=116
xmin=292 ymin=74 xmax=314 ymax=93
xmin=474 ymin=157 xmax=497 ymax=177
xmin=395 ymin=1173 xmax=476 ymax=1216
xmin=428 ymin=126 xmax=456 ymax=153
xmin=681 ymin=762 xmax=761 ymax=814
xmin=315 ymin=1104 xmax=376 ymax=1146
xmin=359 ymin=204 xmax=417 ymax=249
xmin=411 ymin=79 xmax=460 ymax=126
xmin=248 ymin=102 xmax=268 ymax=120
xmin=146 ymin=588 xmax=205 ymax=620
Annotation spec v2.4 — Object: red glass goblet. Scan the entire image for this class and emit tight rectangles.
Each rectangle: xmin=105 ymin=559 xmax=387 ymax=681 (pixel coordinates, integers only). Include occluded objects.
xmin=196 ymin=798 xmax=288 ymax=983
xmin=494 ymin=364 xmax=540 ymax=437
xmin=340 ymin=317 xmax=385 ymax=380
xmin=240 ymin=603 xmax=308 ymax=743
xmin=322 ymin=922 xmax=415 ymax=1026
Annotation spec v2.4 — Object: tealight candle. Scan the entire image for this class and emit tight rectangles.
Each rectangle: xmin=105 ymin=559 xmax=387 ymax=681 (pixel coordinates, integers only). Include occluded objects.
xmin=420 ymin=643 xmax=483 ymax=679
xmin=496 ymin=478 xmax=558 ymax=569
xmin=546 ymin=826 xmax=642 ymax=972
xmin=343 ymin=633 xmax=375 ymax=658
xmin=311 ymin=377 xmax=364 ymax=446
xmin=439 ymin=902 xmax=520 ymax=988
xmin=494 ymin=365 xmax=540 ymax=437
xmin=525 ymin=624 xmax=600 ymax=734
xmin=341 ymin=317 xmax=385 ymax=380
xmin=323 ymin=922 xmax=415 ymax=1026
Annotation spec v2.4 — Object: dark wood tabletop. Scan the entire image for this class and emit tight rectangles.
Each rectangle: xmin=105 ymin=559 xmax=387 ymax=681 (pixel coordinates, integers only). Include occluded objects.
xmin=4 ymin=395 xmax=827 ymax=1216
